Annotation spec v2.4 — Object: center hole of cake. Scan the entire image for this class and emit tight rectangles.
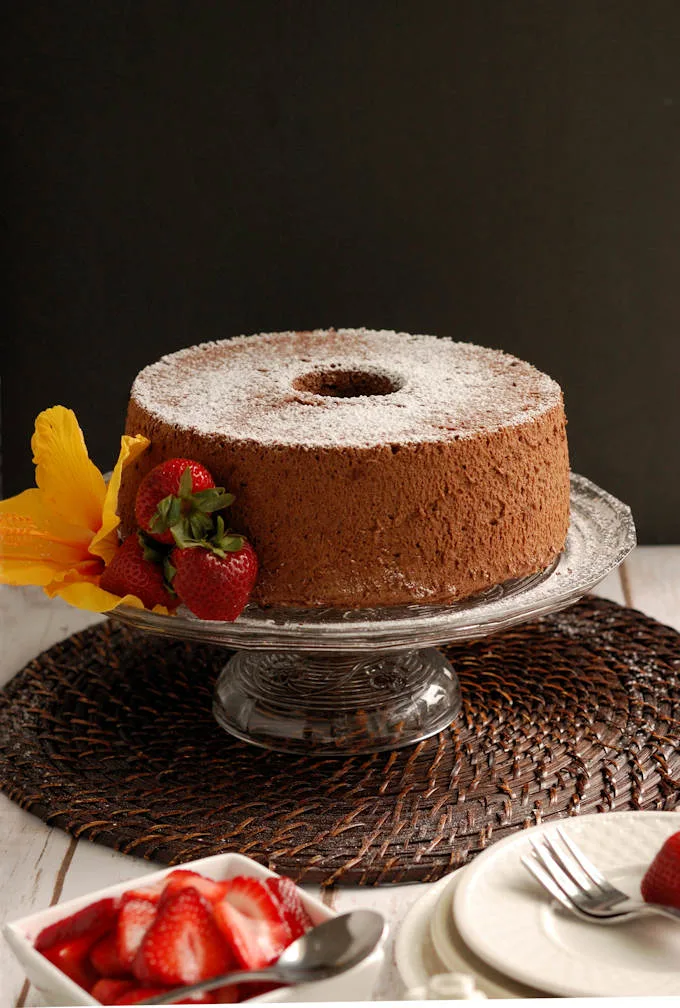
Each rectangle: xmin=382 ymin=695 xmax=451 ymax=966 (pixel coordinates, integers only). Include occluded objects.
xmin=293 ymin=368 xmax=403 ymax=398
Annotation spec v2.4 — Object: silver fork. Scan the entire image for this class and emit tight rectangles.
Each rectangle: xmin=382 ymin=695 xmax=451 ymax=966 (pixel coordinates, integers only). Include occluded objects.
xmin=521 ymin=825 xmax=680 ymax=925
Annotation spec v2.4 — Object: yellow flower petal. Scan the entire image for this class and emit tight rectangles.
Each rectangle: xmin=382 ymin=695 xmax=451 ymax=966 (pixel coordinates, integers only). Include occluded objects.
xmin=89 ymin=433 xmax=150 ymax=564
xmin=48 ymin=577 xmax=171 ymax=615
xmin=3 ymin=410 xmax=167 ymax=616
xmin=0 ymin=490 xmax=94 ymax=583
xmin=0 ymin=555 xmax=101 ymax=586
xmin=0 ymin=488 xmax=92 ymax=547
xmin=32 ymin=407 xmax=107 ymax=534
xmin=0 ymin=557 xmax=68 ymax=586
xmin=45 ymin=578 xmax=142 ymax=611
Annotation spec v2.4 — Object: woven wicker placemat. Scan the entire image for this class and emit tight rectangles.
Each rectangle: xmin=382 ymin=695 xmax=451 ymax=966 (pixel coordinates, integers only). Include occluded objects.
xmin=1 ymin=597 xmax=679 ymax=885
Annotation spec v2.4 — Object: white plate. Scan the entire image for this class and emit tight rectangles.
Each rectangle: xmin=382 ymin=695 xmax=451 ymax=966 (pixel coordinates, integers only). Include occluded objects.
xmin=394 ymin=875 xmax=456 ymax=992
xmin=454 ymin=810 xmax=680 ymax=998
xmin=429 ymin=872 xmax=541 ymax=999
xmin=395 ymin=871 xmax=537 ymax=999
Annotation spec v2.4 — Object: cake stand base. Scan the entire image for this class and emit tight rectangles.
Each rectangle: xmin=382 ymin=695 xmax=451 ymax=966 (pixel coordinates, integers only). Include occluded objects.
xmin=212 ymin=648 xmax=461 ymax=754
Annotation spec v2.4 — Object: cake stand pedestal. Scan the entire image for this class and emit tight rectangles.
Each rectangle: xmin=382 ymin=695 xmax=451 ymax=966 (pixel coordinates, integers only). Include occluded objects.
xmin=111 ymin=474 xmax=635 ymax=755
xmin=213 ymin=647 xmax=460 ymax=752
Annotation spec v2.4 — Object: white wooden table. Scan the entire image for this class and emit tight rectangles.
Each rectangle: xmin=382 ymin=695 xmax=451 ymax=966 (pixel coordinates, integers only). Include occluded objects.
xmin=2 ymin=546 xmax=680 ymax=1007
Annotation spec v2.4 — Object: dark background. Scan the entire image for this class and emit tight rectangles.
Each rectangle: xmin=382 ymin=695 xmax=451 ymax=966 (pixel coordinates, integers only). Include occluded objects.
xmin=3 ymin=3 xmax=679 ymax=541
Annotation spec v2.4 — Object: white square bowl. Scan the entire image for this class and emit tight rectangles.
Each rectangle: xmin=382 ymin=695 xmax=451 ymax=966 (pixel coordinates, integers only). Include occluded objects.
xmin=4 ymin=853 xmax=385 ymax=1006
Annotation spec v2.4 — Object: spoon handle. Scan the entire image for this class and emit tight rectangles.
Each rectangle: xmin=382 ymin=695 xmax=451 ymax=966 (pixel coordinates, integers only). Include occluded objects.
xmin=140 ymin=966 xmax=321 ymax=1005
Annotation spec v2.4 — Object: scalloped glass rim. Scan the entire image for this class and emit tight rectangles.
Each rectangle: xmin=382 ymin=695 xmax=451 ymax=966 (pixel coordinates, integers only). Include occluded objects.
xmin=110 ymin=474 xmax=635 ymax=652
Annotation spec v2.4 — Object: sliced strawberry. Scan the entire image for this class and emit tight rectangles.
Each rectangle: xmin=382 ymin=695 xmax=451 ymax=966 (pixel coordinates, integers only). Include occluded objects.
xmin=265 ymin=877 xmax=313 ymax=940
xmin=641 ymin=830 xmax=680 ymax=909
xmin=210 ymin=983 xmax=240 ymax=1002
xmin=35 ymin=897 xmax=120 ymax=952
xmin=160 ymin=869 xmax=230 ymax=906
xmin=114 ymin=990 xmax=213 ymax=1006
xmin=121 ymin=879 xmax=167 ymax=906
xmin=214 ymin=876 xmax=290 ymax=970
xmin=113 ymin=988 xmax=173 ymax=1005
xmin=117 ymin=898 xmax=157 ymax=970
xmin=134 ymin=886 xmax=233 ymax=987
xmin=91 ymin=978 xmax=137 ymax=1004
xmin=41 ymin=934 xmax=101 ymax=992
xmin=90 ymin=931 xmax=130 ymax=979
xmin=240 ymin=981 xmax=282 ymax=999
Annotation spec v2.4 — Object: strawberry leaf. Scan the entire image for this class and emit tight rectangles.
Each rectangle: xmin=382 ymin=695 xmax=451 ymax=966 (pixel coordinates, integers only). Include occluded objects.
xmin=188 ymin=511 xmax=214 ymax=540
xmin=150 ymin=494 xmax=183 ymax=534
xmin=170 ymin=523 xmax=198 ymax=550
xmin=192 ymin=489 xmax=236 ymax=513
xmin=137 ymin=531 xmax=168 ymax=564
xmin=210 ymin=515 xmax=244 ymax=554
xmin=163 ymin=557 xmax=177 ymax=588
xmin=221 ymin=535 xmax=245 ymax=552
xmin=178 ymin=465 xmax=194 ymax=498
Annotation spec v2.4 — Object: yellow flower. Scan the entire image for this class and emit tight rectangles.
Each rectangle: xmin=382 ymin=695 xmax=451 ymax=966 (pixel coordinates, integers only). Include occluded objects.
xmin=0 ymin=406 xmax=155 ymax=612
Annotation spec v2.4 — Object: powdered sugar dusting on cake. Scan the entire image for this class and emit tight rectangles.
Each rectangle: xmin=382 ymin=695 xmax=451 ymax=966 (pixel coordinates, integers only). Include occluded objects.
xmin=131 ymin=329 xmax=563 ymax=448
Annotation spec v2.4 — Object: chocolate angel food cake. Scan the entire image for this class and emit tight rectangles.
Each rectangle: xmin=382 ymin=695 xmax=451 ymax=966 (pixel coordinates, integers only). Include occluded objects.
xmin=117 ymin=328 xmax=570 ymax=609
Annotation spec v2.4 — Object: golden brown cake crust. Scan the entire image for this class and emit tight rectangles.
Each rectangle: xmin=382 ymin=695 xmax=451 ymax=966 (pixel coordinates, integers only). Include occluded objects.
xmin=118 ymin=329 xmax=570 ymax=608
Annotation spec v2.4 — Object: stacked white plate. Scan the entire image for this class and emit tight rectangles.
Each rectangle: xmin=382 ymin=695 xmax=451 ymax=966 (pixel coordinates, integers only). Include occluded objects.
xmin=395 ymin=810 xmax=680 ymax=999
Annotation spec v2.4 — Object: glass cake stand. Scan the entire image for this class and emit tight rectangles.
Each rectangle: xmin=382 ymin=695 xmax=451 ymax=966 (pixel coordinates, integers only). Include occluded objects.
xmin=110 ymin=474 xmax=635 ymax=755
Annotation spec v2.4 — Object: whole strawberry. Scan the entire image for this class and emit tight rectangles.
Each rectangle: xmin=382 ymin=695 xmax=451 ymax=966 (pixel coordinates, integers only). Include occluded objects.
xmin=170 ymin=525 xmax=258 ymax=621
xmin=135 ymin=459 xmax=233 ymax=545
xmin=100 ymin=534 xmax=179 ymax=611
xmin=641 ymin=830 xmax=680 ymax=909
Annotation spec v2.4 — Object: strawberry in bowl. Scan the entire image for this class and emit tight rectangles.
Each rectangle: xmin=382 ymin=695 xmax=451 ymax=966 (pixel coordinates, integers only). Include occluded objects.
xmin=5 ymin=854 xmax=385 ymax=1005
xmin=34 ymin=871 xmax=308 ymax=1003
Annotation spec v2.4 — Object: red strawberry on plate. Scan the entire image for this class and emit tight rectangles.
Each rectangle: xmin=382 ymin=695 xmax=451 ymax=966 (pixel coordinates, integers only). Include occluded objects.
xmin=135 ymin=459 xmax=232 ymax=545
xmin=214 ymin=876 xmax=290 ymax=970
xmin=170 ymin=531 xmax=258 ymax=621
xmin=265 ymin=877 xmax=313 ymax=940
xmin=134 ymin=886 xmax=233 ymax=987
xmin=100 ymin=534 xmax=179 ymax=611
xmin=641 ymin=830 xmax=680 ymax=908
xmin=117 ymin=898 xmax=158 ymax=971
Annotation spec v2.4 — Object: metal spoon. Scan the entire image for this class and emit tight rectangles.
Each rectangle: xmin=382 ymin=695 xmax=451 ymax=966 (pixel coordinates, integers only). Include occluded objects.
xmin=140 ymin=909 xmax=386 ymax=1004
